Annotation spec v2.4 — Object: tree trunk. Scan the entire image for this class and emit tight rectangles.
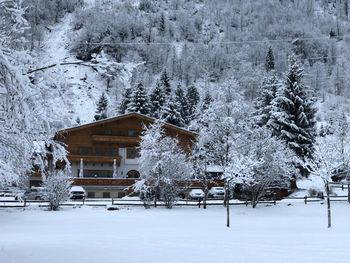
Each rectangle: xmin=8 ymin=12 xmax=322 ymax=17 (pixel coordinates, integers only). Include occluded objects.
xmin=226 ymin=187 xmax=230 ymax=228
xmin=348 ymin=181 xmax=350 ymax=204
xmin=326 ymin=182 xmax=332 ymax=228
xmin=154 ymin=186 xmax=158 ymax=208
xmin=203 ymin=188 xmax=208 ymax=209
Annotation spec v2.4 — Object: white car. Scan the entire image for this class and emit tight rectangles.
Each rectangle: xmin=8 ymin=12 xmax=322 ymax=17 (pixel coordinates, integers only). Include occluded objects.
xmin=0 ymin=192 xmax=17 ymax=201
xmin=70 ymin=186 xmax=86 ymax=200
xmin=189 ymin=189 xmax=204 ymax=200
xmin=209 ymin=187 xmax=225 ymax=199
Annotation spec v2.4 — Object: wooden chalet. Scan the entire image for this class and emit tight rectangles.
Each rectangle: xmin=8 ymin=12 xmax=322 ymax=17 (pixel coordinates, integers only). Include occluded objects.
xmin=30 ymin=113 xmax=198 ymax=198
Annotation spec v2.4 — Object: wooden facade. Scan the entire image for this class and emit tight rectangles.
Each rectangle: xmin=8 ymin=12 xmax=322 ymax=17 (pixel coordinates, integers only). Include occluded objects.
xmin=48 ymin=113 xmax=198 ymax=198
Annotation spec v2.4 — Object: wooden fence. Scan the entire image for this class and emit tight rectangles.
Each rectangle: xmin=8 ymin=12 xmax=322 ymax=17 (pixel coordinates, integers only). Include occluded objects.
xmin=1 ymin=194 xmax=349 ymax=208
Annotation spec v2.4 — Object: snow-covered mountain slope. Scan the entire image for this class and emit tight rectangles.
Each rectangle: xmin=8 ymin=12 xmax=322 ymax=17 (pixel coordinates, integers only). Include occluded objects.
xmin=34 ymin=13 xmax=103 ymax=125
xmin=33 ymin=9 xmax=138 ymax=127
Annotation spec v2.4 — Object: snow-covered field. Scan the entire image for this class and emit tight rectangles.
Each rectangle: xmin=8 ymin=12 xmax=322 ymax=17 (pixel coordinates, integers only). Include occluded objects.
xmin=1 ymin=202 xmax=350 ymax=263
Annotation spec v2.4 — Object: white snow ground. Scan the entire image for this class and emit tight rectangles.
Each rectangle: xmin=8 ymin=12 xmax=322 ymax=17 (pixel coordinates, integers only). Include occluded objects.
xmin=1 ymin=202 xmax=350 ymax=263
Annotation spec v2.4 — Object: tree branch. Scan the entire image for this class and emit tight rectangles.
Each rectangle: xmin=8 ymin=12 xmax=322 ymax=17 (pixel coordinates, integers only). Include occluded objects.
xmin=25 ymin=61 xmax=98 ymax=75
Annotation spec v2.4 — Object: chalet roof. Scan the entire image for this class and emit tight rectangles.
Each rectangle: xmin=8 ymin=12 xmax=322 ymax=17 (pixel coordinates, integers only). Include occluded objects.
xmin=56 ymin=112 xmax=197 ymax=138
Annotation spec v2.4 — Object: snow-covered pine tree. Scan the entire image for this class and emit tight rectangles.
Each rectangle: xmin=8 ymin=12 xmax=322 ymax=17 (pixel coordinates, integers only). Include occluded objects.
xmin=160 ymin=70 xmax=171 ymax=96
xmin=149 ymin=82 xmax=165 ymax=118
xmin=186 ymin=84 xmax=200 ymax=122
xmin=127 ymin=82 xmax=150 ymax=115
xmin=269 ymin=56 xmax=317 ymax=176
xmin=118 ymin=87 xmax=132 ymax=114
xmin=161 ymin=92 xmax=184 ymax=127
xmin=94 ymin=92 xmax=108 ymax=121
xmin=174 ymin=83 xmax=189 ymax=125
xmin=159 ymin=13 xmax=166 ymax=35
xmin=265 ymin=46 xmax=275 ymax=72
xmin=200 ymin=90 xmax=213 ymax=113
xmin=254 ymin=74 xmax=281 ymax=127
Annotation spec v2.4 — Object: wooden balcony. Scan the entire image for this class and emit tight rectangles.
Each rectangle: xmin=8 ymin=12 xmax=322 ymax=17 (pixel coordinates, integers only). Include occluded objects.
xmin=67 ymin=154 xmax=121 ymax=164
xmin=73 ymin=178 xmax=138 ymax=186
xmin=92 ymin=135 xmax=140 ymax=144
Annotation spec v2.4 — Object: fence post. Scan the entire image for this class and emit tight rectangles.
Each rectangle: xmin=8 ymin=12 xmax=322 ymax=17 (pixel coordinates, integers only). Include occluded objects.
xmin=304 ymin=196 xmax=307 ymax=205
xmin=24 ymin=198 xmax=27 ymax=208
xmin=342 ymin=184 xmax=344 ymax=191
xmin=112 ymin=198 xmax=114 ymax=205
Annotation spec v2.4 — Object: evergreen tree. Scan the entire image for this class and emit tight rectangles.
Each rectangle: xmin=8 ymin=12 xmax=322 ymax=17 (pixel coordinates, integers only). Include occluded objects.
xmin=160 ymin=70 xmax=171 ymax=96
xmin=161 ymin=93 xmax=184 ymax=127
xmin=186 ymin=84 xmax=200 ymax=122
xmin=269 ymin=56 xmax=317 ymax=176
xmin=159 ymin=13 xmax=166 ymax=35
xmin=127 ymin=82 xmax=150 ymax=115
xmin=118 ymin=87 xmax=132 ymax=114
xmin=94 ymin=92 xmax=108 ymax=121
xmin=200 ymin=90 xmax=213 ymax=112
xmin=174 ymin=84 xmax=189 ymax=125
xmin=254 ymin=74 xmax=281 ymax=127
xmin=265 ymin=46 xmax=275 ymax=72
xmin=149 ymin=82 xmax=165 ymax=118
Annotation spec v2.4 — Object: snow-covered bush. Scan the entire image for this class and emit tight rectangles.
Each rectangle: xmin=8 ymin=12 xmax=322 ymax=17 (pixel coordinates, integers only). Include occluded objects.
xmin=40 ymin=171 xmax=71 ymax=211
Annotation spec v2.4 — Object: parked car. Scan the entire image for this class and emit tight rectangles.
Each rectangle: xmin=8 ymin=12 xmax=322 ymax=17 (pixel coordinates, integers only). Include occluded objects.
xmin=0 ymin=192 xmax=17 ymax=201
xmin=24 ymin=187 xmax=44 ymax=200
xmin=189 ymin=189 xmax=204 ymax=200
xmin=209 ymin=187 xmax=225 ymax=199
xmin=70 ymin=186 xmax=86 ymax=200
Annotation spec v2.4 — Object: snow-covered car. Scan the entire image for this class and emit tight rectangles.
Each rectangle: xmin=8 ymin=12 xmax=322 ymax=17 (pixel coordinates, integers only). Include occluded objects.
xmin=189 ymin=189 xmax=204 ymax=200
xmin=70 ymin=186 xmax=86 ymax=200
xmin=0 ymin=192 xmax=17 ymax=201
xmin=209 ymin=187 xmax=225 ymax=199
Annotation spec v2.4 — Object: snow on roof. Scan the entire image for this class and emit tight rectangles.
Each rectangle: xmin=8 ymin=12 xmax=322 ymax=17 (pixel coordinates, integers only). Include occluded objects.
xmin=70 ymin=186 xmax=85 ymax=192
xmin=206 ymin=165 xmax=224 ymax=173
xmin=57 ymin=112 xmax=197 ymax=137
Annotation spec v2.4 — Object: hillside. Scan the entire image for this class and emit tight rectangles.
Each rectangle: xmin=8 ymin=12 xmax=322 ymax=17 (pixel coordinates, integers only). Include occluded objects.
xmin=26 ymin=0 xmax=350 ymax=128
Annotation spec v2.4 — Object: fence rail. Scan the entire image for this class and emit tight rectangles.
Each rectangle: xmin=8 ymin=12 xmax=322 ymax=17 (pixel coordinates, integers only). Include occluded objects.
xmin=1 ymin=194 xmax=349 ymax=208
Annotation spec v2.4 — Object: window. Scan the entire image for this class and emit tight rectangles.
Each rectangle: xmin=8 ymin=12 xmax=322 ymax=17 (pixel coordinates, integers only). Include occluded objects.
xmin=87 ymin=192 xmax=95 ymax=198
xmin=128 ymin=129 xmax=136 ymax=137
xmin=127 ymin=170 xmax=140 ymax=179
xmin=106 ymin=148 xmax=118 ymax=156
xmin=104 ymin=129 xmax=112 ymax=135
xmin=83 ymin=170 xmax=113 ymax=178
xmin=103 ymin=192 xmax=110 ymax=198
xmin=95 ymin=147 xmax=117 ymax=156
xmin=126 ymin=147 xmax=139 ymax=159
xmin=79 ymin=147 xmax=93 ymax=156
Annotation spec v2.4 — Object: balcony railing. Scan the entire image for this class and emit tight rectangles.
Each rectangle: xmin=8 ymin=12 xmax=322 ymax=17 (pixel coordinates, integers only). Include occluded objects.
xmin=92 ymin=135 xmax=140 ymax=144
xmin=67 ymin=154 xmax=121 ymax=164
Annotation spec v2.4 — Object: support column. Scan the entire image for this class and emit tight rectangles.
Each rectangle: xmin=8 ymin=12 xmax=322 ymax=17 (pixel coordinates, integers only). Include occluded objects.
xmin=78 ymin=158 xmax=84 ymax=178
xmin=113 ymin=159 xmax=117 ymax=178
